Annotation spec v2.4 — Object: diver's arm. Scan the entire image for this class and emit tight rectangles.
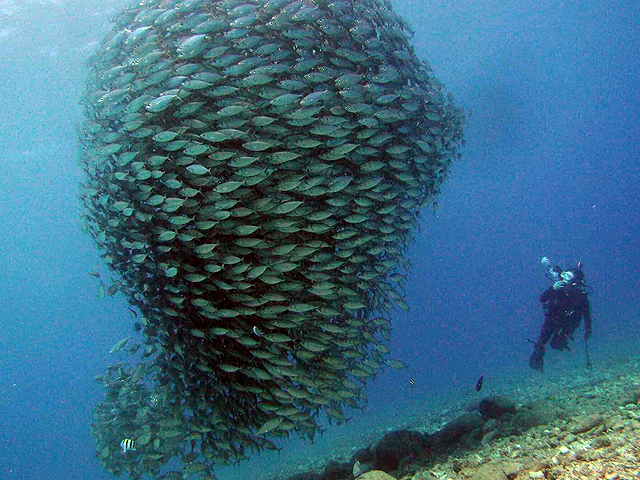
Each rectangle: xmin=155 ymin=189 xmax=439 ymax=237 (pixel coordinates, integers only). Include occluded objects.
xmin=539 ymin=287 xmax=554 ymax=303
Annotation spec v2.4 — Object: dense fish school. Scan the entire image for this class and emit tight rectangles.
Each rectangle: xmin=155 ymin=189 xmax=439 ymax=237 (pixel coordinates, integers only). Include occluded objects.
xmin=78 ymin=0 xmax=465 ymax=478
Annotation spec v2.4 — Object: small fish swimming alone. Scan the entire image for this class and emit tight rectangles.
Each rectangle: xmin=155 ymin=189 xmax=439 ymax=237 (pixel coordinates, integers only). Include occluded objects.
xmin=475 ymin=374 xmax=484 ymax=392
xmin=409 ymin=378 xmax=415 ymax=388
xmin=252 ymin=326 xmax=263 ymax=337
xmin=109 ymin=336 xmax=131 ymax=354
xmin=120 ymin=438 xmax=136 ymax=453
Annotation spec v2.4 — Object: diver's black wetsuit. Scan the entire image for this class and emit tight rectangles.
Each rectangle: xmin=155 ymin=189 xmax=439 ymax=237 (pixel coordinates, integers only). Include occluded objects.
xmin=530 ymin=284 xmax=591 ymax=372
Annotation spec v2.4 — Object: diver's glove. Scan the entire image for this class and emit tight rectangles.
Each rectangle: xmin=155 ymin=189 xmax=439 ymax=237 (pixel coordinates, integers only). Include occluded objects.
xmin=553 ymin=281 xmax=567 ymax=290
xmin=529 ymin=342 xmax=545 ymax=372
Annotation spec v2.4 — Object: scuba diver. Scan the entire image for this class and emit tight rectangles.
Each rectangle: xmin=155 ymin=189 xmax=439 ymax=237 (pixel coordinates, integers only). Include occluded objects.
xmin=529 ymin=259 xmax=592 ymax=372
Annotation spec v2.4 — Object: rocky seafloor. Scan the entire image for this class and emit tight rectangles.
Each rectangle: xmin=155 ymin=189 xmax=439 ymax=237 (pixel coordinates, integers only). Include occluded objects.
xmin=264 ymin=352 xmax=640 ymax=480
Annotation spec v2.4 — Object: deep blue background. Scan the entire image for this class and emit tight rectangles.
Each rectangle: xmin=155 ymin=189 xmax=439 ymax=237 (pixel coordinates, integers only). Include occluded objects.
xmin=0 ymin=0 xmax=638 ymax=479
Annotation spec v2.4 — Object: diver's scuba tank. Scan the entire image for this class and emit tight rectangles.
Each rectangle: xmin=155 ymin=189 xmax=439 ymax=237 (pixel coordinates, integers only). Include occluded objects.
xmin=541 ymin=256 xmax=561 ymax=281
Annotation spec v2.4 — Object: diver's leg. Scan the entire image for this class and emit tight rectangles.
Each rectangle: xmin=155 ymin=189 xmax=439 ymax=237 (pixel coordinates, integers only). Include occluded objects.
xmin=530 ymin=315 xmax=555 ymax=372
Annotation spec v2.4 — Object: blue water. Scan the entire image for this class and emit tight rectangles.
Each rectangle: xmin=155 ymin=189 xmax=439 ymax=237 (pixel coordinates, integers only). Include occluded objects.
xmin=0 ymin=0 xmax=638 ymax=479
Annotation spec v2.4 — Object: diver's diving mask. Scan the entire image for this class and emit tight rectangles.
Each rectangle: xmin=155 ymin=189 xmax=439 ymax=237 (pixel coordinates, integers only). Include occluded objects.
xmin=561 ymin=271 xmax=575 ymax=282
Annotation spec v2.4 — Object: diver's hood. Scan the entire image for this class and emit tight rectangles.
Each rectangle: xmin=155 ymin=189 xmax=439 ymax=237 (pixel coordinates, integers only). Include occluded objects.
xmin=564 ymin=268 xmax=584 ymax=284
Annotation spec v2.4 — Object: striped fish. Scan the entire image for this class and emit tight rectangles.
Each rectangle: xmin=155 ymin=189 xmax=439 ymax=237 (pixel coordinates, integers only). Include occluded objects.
xmin=120 ymin=438 xmax=136 ymax=453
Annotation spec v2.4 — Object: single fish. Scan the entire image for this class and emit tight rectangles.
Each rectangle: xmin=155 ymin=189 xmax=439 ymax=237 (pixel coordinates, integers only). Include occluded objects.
xmin=120 ymin=438 xmax=136 ymax=453
xmin=475 ymin=374 xmax=484 ymax=392
xmin=109 ymin=336 xmax=131 ymax=354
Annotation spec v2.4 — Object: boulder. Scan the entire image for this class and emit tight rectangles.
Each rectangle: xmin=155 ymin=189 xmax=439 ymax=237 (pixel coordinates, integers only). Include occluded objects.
xmin=373 ymin=430 xmax=427 ymax=472
xmin=478 ymin=396 xmax=517 ymax=420
xmin=357 ymin=471 xmax=397 ymax=480
xmin=439 ymin=412 xmax=484 ymax=444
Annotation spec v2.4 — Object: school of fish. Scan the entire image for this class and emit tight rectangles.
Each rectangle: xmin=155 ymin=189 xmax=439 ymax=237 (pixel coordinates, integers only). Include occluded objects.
xmin=78 ymin=0 xmax=465 ymax=478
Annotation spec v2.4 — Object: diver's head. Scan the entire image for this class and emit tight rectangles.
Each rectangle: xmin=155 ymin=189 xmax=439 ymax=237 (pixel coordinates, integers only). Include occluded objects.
xmin=561 ymin=268 xmax=584 ymax=288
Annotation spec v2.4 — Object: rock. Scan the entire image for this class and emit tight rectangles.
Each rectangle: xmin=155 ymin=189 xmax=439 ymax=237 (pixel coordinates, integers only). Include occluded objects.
xmin=286 ymin=474 xmax=320 ymax=480
xmin=603 ymin=415 xmax=621 ymax=431
xmin=513 ymin=405 xmax=555 ymax=430
xmin=356 ymin=471 xmax=397 ymax=480
xmin=480 ymin=429 xmax=500 ymax=445
xmin=478 ymin=396 xmax=517 ymax=420
xmin=352 ymin=447 xmax=375 ymax=465
xmin=570 ymin=414 xmax=604 ymax=434
xmin=439 ymin=412 xmax=484 ymax=444
xmin=319 ymin=461 xmax=351 ymax=480
xmin=397 ymin=455 xmax=414 ymax=470
xmin=469 ymin=461 xmax=523 ymax=480
xmin=373 ymin=430 xmax=427 ymax=472
xmin=451 ymin=458 xmax=464 ymax=473
xmin=616 ymin=389 xmax=639 ymax=406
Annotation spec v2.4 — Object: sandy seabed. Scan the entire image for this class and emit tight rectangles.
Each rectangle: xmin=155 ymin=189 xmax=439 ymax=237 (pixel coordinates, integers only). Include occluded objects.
xmin=393 ymin=352 xmax=640 ymax=480
xmin=262 ymin=350 xmax=640 ymax=480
